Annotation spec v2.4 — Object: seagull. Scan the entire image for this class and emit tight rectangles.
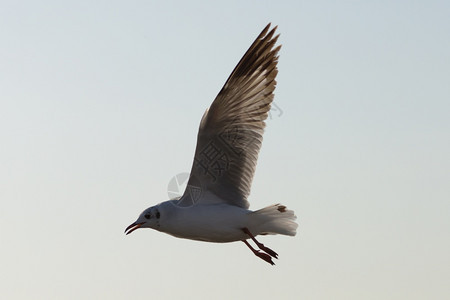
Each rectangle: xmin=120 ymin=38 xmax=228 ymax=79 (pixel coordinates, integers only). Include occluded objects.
xmin=125 ymin=24 xmax=298 ymax=265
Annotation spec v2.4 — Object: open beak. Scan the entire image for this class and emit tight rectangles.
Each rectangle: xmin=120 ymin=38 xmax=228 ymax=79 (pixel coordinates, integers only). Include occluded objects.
xmin=125 ymin=222 xmax=145 ymax=235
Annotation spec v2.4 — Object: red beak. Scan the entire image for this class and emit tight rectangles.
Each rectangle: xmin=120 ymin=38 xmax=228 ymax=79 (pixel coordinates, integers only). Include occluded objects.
xmin=125 ymin=222 xmax=145 ymax=235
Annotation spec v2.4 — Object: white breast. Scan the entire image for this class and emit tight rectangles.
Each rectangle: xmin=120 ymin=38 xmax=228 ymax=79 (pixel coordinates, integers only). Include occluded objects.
xmin=159 ymin=202 xmax=251 ymax=243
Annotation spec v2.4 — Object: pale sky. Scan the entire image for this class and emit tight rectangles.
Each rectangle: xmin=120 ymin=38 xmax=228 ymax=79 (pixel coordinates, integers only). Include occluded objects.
xmin=1 ymin=1 xmax=449 ymax=299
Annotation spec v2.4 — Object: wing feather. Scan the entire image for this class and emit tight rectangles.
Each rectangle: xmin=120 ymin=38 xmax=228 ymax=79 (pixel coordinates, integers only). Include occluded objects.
xmin=178 ymin=24 xmax=281 ymax=208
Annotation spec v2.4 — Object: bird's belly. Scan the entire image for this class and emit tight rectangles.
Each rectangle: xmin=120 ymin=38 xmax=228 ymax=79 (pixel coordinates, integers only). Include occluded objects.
xmin=161 ymin=204 xmax=250 ymax=243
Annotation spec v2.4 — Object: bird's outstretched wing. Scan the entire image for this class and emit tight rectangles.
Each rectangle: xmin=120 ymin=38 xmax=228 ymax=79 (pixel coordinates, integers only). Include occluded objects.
xmin=178 ymin=24 xmax=281 ymax=208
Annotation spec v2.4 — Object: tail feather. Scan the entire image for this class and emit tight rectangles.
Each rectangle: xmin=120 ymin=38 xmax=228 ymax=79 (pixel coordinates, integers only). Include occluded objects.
xmin=249 ymin=204 xmax=298 ymax=236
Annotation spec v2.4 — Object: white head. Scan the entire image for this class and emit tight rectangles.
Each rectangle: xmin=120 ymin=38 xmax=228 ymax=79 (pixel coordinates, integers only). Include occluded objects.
xmin=125 ymin=205 xmax=161 ymax=235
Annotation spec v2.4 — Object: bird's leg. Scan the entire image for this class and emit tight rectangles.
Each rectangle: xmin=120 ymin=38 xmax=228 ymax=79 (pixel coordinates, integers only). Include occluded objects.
xmin=242 ymin=227 xmax=278 ymax=259
xmin=242 ymin=240 xmax=275 ymax=265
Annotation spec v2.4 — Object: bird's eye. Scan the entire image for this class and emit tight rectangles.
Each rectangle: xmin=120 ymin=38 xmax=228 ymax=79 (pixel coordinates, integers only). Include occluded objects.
xmin=156 ymin=211 xmax=160 ymax=219
xmin=144 ymin=214 xmax=151 ymax=219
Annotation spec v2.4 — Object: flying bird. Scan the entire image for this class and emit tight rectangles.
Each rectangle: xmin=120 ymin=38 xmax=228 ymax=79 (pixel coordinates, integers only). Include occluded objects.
xmin=125 ymin=24 xmax=298 ymax=265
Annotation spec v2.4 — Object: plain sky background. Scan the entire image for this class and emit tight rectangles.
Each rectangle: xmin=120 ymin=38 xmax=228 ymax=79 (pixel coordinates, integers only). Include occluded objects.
xmin=1 ymin=1 xmax=449 ymax=299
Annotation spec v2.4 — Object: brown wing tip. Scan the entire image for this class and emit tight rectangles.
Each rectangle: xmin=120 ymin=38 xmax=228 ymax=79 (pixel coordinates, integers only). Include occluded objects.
xmin=259 ymin=23 xmax=272 ymax=38
xmin=259 ymin=23 xmax=279 ymax=41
